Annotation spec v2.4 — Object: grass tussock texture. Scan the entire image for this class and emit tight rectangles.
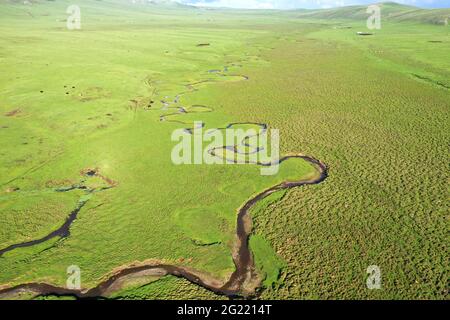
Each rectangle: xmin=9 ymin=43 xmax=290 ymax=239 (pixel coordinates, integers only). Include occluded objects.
xmin=217 ymin=27 xmax=449 ymax=299
xmin=0 ymin=1 xmax=449 ymax=299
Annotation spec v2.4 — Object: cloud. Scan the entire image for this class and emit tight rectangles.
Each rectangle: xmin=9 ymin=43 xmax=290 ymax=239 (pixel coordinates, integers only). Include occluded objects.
xmin=183 ymin=0 xmax=275 ymax=9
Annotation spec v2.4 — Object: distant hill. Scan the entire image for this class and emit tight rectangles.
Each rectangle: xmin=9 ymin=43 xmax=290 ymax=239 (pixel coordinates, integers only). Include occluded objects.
xmin=295 ymin=2 xmax=450 ymax=25
xmin=1 ymin=0 xmax=193 ymax=8
xmin=0 ymin=1 xmax=448 ymax=25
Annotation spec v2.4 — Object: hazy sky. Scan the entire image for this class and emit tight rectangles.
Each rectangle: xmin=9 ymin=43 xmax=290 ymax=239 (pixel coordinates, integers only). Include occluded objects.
xmin=180 ymin=0 xmax=450 ymax=9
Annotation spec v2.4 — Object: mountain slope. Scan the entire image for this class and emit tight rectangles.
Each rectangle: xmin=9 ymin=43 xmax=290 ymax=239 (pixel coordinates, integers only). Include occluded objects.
xmin=296 ymin=2 xmax=450 ymax=25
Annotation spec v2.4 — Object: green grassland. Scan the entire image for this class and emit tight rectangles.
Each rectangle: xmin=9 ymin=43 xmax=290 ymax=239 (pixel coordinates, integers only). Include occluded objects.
xmin=0 ymin=0 xmax=318 ymax=294
xmin=223 ymin=18 xmax=449 ymax=299
xmin=0 ymin=1 xmax=448 ymax=299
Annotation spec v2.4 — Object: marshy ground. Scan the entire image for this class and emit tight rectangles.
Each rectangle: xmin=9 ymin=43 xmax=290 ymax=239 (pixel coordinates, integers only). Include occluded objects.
xmin=0 ymin=1 xmax=448 ymax=300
